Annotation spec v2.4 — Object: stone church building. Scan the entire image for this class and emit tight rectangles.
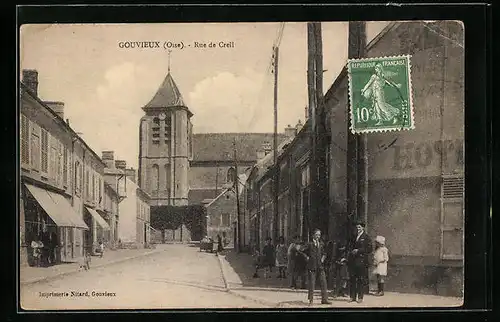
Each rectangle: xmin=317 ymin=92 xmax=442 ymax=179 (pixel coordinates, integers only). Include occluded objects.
xmin=138 ymin=67 xmax=291 ymax=242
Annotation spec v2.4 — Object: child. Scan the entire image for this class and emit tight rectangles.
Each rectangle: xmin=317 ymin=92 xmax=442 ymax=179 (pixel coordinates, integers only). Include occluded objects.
xmin=252 ymin=248 xmax=263 ymax=278
xmin=262 ymin=237 xmax=275 ymax=278
xmin=334 ymin=243 xmax=349 ymax=297
xmin=275 ymin=236 xmax=288 ymax=279
xmin=80 ymin=248 xmax=92 ymax=271
xmin=372 ymin=236 xmax=389 ymax=296
xmin=98 ymin=240 xmax=105 ymax=258
xmin=293 ymin=243 xmax=308 ymax=289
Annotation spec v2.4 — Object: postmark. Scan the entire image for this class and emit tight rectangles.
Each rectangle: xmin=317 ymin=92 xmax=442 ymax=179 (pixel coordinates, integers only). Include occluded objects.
xmin=348 ymin=55 xmax=415 ymax=134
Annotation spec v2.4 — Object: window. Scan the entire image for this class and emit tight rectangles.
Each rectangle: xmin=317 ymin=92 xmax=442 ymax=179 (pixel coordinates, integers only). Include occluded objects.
xmin=99 ymin=178 xmax=102 ymax=204
xmin=227 ymin=167 xmax=236 ymax=183
xmin=152 ymin=164 xmax=159 ymax=194
xmin=85 ymin=169 xmax=89 ymax=199
xmin=92 ymin=172 xmax=95 ymax=201
xmin=440 ymin=175 xmax=464 ymax=260
xmin=164 ymin=116 xmax=172 ymax=141
xmin=75 ymin=161 xmax=81 ymax=194
xmin=301 ymin=165 xmax=310 ymax=188
xmin=63 ymin=147 xmax=68 ymax=186
xmin=55 ymin=141 xmax=63 ymax=185
xmin=153 ymin=117 xmax=160 ymax=125
xmin=50 ymin=141 xmax=58 ymax=181
xmin=20 ymin=114 xmax=30 ymax=165
xmin=152 ymin=133 xmax=160 ymax=138
xmin=41 ymin=128 xmax=49 ymax=173
xmin=221 ymin=213 xmax=230 ymax=227
xmin=30 ymin=123 xmax=41 ymax=171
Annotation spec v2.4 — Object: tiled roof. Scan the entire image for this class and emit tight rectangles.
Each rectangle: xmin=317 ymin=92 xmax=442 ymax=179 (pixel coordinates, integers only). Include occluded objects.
xmin=143 ymin=72 xmax=187 ymax=110
xmin=192 ymin=133 xmax=288 ymax=162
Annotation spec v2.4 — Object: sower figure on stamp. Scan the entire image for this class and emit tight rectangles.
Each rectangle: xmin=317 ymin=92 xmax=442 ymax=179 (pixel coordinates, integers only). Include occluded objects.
xmin=361 ymin=63 xmax=402 ymax=126
xmin=304 ymin=229 xmax=331 ymax=305
xmin=348 ymin=221 xmax=372 ymax=303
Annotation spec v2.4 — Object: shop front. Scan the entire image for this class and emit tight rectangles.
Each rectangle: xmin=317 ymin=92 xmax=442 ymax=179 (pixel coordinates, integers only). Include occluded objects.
xmin=85 ymin=207 xmax=111 ymax=253
xmin=23 ymin=183 xmax=89 ymax=266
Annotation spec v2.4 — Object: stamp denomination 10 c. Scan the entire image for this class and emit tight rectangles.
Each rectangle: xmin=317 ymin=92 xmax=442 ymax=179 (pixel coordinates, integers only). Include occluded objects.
xmin=348 ymin=55 xmax=415 ymax=134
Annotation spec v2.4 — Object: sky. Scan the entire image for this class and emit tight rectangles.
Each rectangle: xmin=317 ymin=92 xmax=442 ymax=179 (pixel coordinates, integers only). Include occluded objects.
xmin=20 ymin=22 xmax=389 ymax=169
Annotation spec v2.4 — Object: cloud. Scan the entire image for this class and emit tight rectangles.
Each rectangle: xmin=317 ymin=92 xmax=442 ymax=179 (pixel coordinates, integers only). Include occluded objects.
xmin=67 ymin=62 xmax=154 ymax=168
xmin=188 ymin=69 xmax=273 ymax=133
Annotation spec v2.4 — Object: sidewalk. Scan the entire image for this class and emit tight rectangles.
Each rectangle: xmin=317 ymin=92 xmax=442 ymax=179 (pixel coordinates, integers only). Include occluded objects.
xmin=217 ymin=250 xmax=464 ymax=308
xmin=20 ymin=244 xmax=168 ymax=286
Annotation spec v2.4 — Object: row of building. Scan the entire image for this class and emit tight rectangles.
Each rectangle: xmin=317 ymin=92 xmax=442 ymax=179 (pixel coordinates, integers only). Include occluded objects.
xmin=234 ymin=21 xmax=464 ymax=297
xmin=20 ymin=70 xmax=152 ymax=267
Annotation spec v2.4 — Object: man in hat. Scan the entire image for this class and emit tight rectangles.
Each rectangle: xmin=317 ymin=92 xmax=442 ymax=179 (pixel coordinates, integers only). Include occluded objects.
xmin=348 ymin=221 xmax=372 ymax=303
xmin=304 ymin=229 xmax=331 ymax=305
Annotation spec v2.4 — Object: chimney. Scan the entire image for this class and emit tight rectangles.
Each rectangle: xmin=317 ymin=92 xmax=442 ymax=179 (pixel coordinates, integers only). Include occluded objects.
xmin=115 ymin=160 xmax=127 ymax=170
xmin=125 ymin=168 xmax=136 ymax=183
xmin=304 ymin=105 xmax=309 ymax=120
xmin=284 ymin=124 xmax=297 ymax=139
xmin=44 ymin=101 xmax=65 ymax=119
xmin=101 ymin=151 xmax=115 ymax=169
xmin=296 ymin=119 xmax=303 ymax=133
xmin=22 ymin=69 xmax=39 ymax=96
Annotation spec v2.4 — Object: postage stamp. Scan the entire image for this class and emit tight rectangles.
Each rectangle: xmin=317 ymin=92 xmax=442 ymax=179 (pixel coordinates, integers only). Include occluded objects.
xmin=348 ymin=55 xmax=415 ymax=134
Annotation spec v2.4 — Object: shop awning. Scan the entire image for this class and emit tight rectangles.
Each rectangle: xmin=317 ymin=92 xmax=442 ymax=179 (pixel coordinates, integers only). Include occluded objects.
xmin=25 ymin=184 xmax=89 ymax=230
xmin=85 ymin=207 xmax=111 ymax=230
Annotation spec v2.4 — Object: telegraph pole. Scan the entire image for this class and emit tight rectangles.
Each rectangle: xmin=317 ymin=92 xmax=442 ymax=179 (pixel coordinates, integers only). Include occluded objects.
xmin=347 ymin=21 xmax=367 ymax=233
xmin=233 ymin=138 xmax=241 ymax=252
xmin=307 ymin=22 xmax=317 ymax=240
xmin=272 ymin=45 xmax=280 ymax=243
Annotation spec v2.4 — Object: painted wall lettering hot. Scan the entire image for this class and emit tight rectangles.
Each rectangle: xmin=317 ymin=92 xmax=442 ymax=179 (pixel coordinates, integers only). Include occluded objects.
xmin=392 ymin=139 xmax=464 ymax=171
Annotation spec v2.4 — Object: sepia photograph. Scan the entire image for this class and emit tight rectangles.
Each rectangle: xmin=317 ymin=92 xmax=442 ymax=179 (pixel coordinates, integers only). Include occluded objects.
xmin=18 ymin=20 xmax=465 ymax=310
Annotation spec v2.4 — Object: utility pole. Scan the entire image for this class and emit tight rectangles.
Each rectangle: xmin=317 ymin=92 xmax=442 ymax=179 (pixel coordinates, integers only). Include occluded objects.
xmin=313 ymin=22 xmax=326 ymax=237
xmin=347 ymin=21 xmax=367 ymax=234
xmin=272 ymin=45 xmax=280 ymax=243
xmin=307 ymin=22 xmax=317 ymax=240
xmin=233 ymin=138 xmax=241 ymax=252
xmin=214 ymin=163 xmax=219 ymax=198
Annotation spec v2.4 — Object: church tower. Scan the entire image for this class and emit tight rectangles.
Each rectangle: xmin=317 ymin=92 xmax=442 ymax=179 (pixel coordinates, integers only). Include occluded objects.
xmin=138 ymin=65 xmax=193 ymax=207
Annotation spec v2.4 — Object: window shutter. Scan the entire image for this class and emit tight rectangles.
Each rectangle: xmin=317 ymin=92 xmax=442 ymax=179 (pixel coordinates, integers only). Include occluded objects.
xmin=443 ymin=176 xmax=464 ymax=199
xmin=440 ymin=175 xmax=464 ymax=260
xmin=41 ymin=128 xmax=49 ymax=174
xmin=20 ymin=114 xmax=30 ymax=165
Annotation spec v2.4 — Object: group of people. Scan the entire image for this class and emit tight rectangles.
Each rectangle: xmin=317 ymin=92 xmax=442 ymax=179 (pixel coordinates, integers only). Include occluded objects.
xmin=30 ymin=231 xmax=58 ymax=267
xmin=252 ymin=222 xmax=390 ymax=305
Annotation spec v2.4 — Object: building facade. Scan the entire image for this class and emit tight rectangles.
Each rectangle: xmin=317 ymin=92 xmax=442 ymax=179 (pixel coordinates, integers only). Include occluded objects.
xmin=245 ymin=21 xmax=464 ymax=296
xmin=20 ymin=70 xmax=108 ymax=266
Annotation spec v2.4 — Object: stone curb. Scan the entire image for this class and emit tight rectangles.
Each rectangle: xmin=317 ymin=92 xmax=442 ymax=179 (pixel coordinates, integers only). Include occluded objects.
xmin=216 ymin=254 xmax=277 ymax=307
xmin=20 ymin=248 xmax=166 ymax=286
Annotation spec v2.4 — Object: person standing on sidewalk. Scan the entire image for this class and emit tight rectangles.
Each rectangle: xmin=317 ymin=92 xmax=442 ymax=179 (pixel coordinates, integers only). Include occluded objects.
xmin=287 ymin=236 xmax=299 ymax=287
xmin=348 ymin=221 xmax=372 ymax=303
xmin=372 ymin=235 xmax=389 ymax=296
xmin=305 ymin=229 xmax=331 ymax=305
xmin=275 ymin=236 xmax=288 ymax=278
xmin=262 ymin=237 xmax=275 ymax=278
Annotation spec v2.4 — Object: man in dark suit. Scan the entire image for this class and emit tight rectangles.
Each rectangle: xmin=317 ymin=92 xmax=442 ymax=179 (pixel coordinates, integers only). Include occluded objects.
xmin=304 ymin=229 xmax=331 ymax=305
xmin=348 ymin=221 xmax=373 ymax=303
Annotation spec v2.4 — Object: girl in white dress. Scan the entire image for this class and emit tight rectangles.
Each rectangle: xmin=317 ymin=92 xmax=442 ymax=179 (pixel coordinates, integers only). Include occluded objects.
xmin=372 ymin=235 xmax=389 ymax=296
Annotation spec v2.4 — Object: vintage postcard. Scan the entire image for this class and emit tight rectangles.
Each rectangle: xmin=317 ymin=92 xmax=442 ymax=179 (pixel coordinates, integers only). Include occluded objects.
xmin=19 ymin=21 xmax=464 ymax=310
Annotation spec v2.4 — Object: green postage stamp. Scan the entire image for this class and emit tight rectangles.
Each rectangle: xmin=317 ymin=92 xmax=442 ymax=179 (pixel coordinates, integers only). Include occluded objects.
xmin=347 ymin=55 xmax=415 ymax=134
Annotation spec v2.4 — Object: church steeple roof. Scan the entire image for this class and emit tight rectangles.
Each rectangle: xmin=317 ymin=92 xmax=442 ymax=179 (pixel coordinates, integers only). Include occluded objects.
xmin=143 ymin=72 xmax=188 ymax=111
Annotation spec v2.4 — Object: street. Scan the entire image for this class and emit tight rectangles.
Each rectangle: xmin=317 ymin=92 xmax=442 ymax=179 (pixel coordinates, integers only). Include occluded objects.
xmin=20 ymin=244 xmax=266 ymax=310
